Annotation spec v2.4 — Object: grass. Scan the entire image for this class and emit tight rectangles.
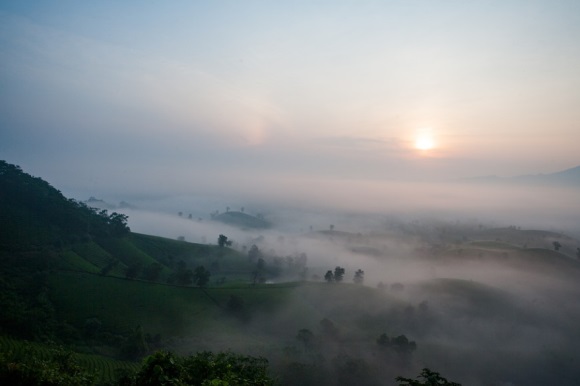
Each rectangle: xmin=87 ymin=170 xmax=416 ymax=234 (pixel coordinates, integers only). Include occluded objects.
xmin=71 ymin=242 xmax=127 ymax=276
xmin=467 ymin=240 xmax=521 ymax=250
xmin=49 ymin=272 xmax=222 ymax=337
xmin=0 ymin=335 xmax=139 ymax=384
xmin=96 ymin=237 xmax=159 ymax=269
xmin=59 ymin=250 xmax=100 ymax=273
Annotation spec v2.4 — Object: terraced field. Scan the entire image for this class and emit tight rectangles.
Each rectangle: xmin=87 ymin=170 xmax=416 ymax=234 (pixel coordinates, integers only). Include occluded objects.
xmin=0 ymin=335 xmax=139 ymax=384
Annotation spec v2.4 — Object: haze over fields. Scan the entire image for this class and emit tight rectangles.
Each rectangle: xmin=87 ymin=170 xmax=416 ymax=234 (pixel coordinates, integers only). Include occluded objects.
xmin=1 ymin=2 xmax=580 ymax=384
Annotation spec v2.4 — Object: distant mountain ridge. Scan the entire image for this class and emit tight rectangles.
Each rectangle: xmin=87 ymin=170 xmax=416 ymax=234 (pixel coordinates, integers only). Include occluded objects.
xmin=460 ymin=165 xmax=580 ymax=186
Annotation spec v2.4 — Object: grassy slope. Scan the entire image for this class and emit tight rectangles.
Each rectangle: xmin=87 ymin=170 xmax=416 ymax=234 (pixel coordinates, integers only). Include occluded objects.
xmin=53 ymin=232 xmax=252 ymax=280
xmin=49 ymin=272 xmax=221 ymax=336
xmin=50 ymin=229 xmax=580 ymax=341
xmin=71 ymin=241 xmax=127 ymax=276
xmin=0 ymin=335 xmax=139 ymax=384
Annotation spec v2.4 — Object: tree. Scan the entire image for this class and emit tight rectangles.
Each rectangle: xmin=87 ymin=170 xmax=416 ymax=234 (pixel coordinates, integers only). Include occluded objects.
xmin=396 ymin=368 xmax=462 ymax=386
xmin=218 ymin=234 xmax=232 ymax=247
xmin=143 ymin=262 xmax=163 ymax=281
xmin=376 ymin=333 xmax=390 ymax=347
xmin=108 ymin=212 xmax=130 ymax=236
xmin=391 ymin=334 xmax=417 ymax=354
xmin=130 ymin=350 xmax=273 ymax=386
xmin=252 ymin=258 xmax=266 ymax=284
xmin=353 ymin=269 xmax=364 ymax=284
xmin=83 ymin=317 xmax=102 ymax=339
xmin=553 ymin=241 xmax=562 ymax=251
xmin=333 ymin=266 xmax=345 ymax=282
xmin=125 ymin=264 xmax=141 ymax=280
xmin=170 ymin=260 xmax=193 ymax=285
xmin=192 ymin=266 xmax=211 ymax=288
xmin=248 ymin=244 xmax=262 ymax=262
xmin=296 ymin=328 xmax=315 ymax=349
xmin=320 ymin=318 xmax=339 ymax=340
xmin=332 ymin=353 xmax=375 ymax=386
xmin=324 ymin=270 xmax=334 ymax=282
xmin=377 ymin=333 xmax=417 ymax=355
xmin=120 ymin=325 xmax=149 ymax=360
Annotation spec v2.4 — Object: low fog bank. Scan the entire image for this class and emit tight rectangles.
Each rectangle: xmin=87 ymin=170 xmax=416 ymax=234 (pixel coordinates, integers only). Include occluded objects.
xmin=93 ymin=177 xmax=580 ymax=236
xmin=85 ymin=180 xmax=580 ymax=385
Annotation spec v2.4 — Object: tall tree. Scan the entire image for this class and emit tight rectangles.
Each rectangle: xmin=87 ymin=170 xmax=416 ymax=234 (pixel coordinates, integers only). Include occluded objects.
xmin=396 ymin=368 xmax=461 ymax=386
xmin=324 ymin=270 xmax=334 ymax=282
xmin=353 ymin=269 xmax=364 ymax=284
xmin=334 ymin=266 xmax=345 ymax=282
xmin=192 ymin=266 xmax=211 ymax=288
xmin=218 ymin=234 xmax=231 ymax=247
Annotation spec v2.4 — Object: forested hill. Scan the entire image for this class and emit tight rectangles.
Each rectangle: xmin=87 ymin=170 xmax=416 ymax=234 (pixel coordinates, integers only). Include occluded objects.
xmin=0 ymin=160 xmax=249 ymax=343
xmin=0 ymin=160 xmax=130 ymax=250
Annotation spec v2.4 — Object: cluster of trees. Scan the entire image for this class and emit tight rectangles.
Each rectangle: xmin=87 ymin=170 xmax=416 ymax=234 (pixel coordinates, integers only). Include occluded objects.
xmin=218 ymin=234 xmax=232 ymax=247
xmin=0 ymin=346 xmax=274 ymax=386
xmin=245 ymin=244 xmax=309 ymax=283
xmin=0 ymin=344 xmax=461 ymax=386
xmin=278 ymin=317 xmax=436 ymax=386
xmin=126 ymin=350 xmax=273 ymax=386
xmin=396 ymin=368 xmax=462 ymax=386
xmin=376 ymin=333 xmax=417 ymax=355
xmin=323 ymin=266 xmax=364 ymax=284
xmin=165 ymin=261 xmax=211 ymax=287
xmin=124 ymin=260 xmax=211 ymax=288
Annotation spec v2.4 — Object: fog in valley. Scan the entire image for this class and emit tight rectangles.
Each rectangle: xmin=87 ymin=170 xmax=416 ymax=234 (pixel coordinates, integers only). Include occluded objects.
xmin=84 ymin=178 xmax=580 ymax=386
xmin=3 ymin=1 xmax=580 ymax=384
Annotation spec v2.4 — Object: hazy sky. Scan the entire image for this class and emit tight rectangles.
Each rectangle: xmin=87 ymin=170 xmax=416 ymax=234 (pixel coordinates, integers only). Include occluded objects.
xmin=1 ymin=1 xmax=579 ymax=200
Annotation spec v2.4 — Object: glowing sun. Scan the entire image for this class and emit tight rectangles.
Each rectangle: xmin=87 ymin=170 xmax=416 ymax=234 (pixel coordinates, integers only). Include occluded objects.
xmin=414 ymin=129 xmax=436 ymax=151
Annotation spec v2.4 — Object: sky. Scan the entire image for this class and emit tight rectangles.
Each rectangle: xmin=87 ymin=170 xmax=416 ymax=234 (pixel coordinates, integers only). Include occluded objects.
xmin=1 ymin=1 xmax=580 ymax=206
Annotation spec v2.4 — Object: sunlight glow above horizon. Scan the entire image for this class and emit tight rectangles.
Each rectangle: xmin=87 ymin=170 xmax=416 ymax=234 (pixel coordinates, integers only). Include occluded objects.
xmin=1 ymin=1 xmax=579 ymax=185
xmin=414 ymin=128 xmax=436 ymax=151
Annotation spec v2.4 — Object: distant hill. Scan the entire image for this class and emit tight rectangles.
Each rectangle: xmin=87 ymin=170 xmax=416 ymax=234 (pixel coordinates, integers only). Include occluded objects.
xmin=0 ymin=160 xmax=255 ymax=341
xmin=459 ymin=165 xmax=580 ymax=186
xmin=85 ymin=196 xmax=137 ymax=210
xmin=514 ymin=165 xmax=580 ymax=186
xmin=213 ymin=210 xmax=271 ymax=229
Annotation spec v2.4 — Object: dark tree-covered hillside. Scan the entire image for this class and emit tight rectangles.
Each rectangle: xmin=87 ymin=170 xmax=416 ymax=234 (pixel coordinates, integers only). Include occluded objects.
xmin=0 ymin=160 xmax=129 ymax=250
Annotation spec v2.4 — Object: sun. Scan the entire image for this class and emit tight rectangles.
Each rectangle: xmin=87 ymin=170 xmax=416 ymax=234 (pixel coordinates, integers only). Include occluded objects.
xmin=414 ymin=129 xmax=436 ymax=151
xmin=415 ymin=135 xmax=435 ymax=150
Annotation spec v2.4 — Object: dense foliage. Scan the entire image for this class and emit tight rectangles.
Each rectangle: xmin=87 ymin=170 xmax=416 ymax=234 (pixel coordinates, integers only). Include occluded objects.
xmin=124 ymin=350 xmax=273 ymax=386
xmin=396 ymin=368 xmax=462 ymax=386
xmin=0 ymin=160 xmax=129 ymax=251
xmin=0 ymin=344 xmax=95 ymax=386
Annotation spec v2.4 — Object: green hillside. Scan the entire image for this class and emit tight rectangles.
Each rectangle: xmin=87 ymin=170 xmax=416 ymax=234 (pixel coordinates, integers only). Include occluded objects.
xmin=0 ymin=160 xmax=261 ymax=353
xmin=3 ymin=160 xmax=580 ymax=385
